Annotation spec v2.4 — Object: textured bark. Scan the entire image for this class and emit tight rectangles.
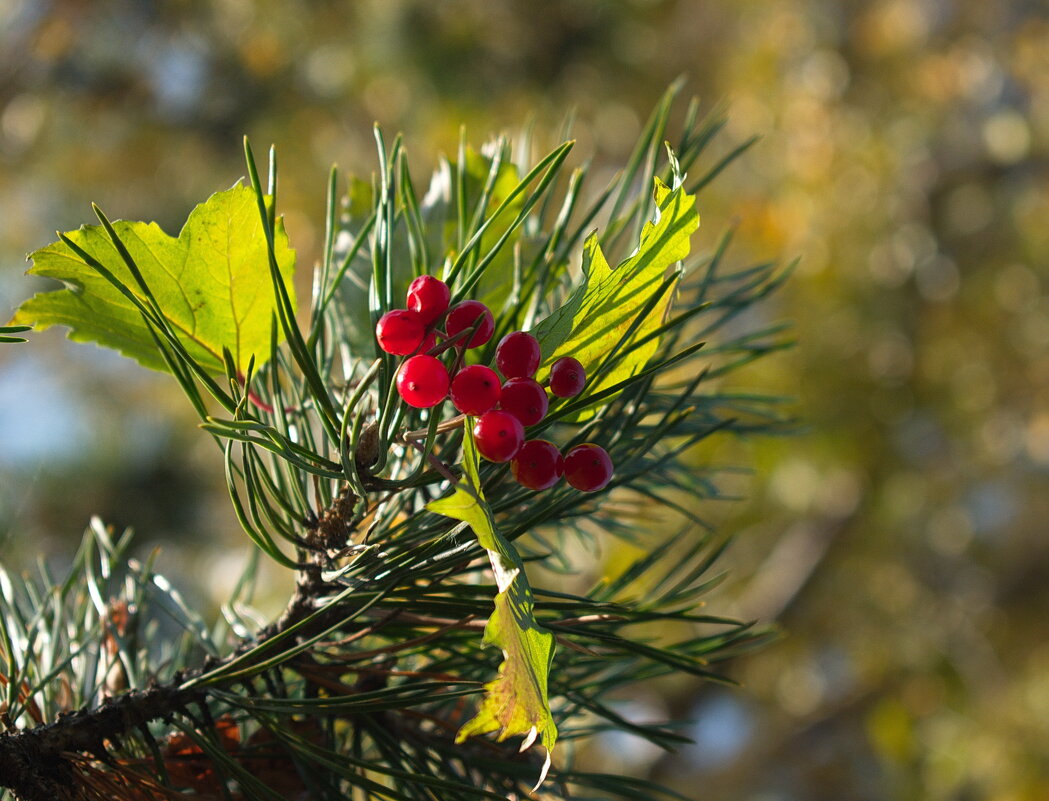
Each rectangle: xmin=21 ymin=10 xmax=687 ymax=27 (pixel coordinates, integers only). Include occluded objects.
xmin=0 ymin=498 xmax=353 ymax=800
xmin=0 ymin=684 xmax=199 ymax=801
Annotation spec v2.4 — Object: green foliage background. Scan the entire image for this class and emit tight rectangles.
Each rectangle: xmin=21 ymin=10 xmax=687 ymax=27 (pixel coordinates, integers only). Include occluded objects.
xmin=1 ymin=1 xmax=1047 ymax=798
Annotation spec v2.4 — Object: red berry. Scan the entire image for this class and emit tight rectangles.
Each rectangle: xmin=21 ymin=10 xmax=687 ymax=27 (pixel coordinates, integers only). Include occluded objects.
xmin=450 ymin=365 xmax=501 ymax=416
xmin=406 ymin=275 xmax=450 ymax=326
xmin=473 ymin=410 xmax=525 ymax=463
xmin=396 ymin=355 xmax=449 ymax=408
xmin=496 ymin=331 xmax=542 ymax=379
xmin=549 ymin=356 xmax=586 ymax=397
xmin=445 ymin=300 xmax=495 ymax=349
xmin=563 ymin=443 xmax=613 ymax=492
xmin=499 ymin=378 xmax=548 ymax=427
xmin=511 ymin=440 xmax=564 ymax=491
xmin=376 ymin=309 xmax=424 ymax=356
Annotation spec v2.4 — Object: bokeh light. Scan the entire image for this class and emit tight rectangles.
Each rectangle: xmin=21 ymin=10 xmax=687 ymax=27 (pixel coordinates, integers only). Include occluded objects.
xmin=2 ymin=1 xmax=1048 ymax=797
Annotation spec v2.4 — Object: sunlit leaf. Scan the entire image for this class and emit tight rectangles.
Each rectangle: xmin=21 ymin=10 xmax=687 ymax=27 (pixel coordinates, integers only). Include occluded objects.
xmin=427 ymin=427 xmax=556 ymax=782
xmin=12 ymin=184 xmax=296 ymax=375
xmin=531 ymin=177 xmax=699 ymax=417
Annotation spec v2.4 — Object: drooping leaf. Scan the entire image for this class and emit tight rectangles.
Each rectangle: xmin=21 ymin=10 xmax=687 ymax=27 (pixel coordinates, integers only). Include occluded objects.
xmin=426 ymin=426 xmax=556 ymax=783
xmin=12 ymin=184 xmax=296 ymax=375
xmin=531 ymin=177 xmax=699 ymax=416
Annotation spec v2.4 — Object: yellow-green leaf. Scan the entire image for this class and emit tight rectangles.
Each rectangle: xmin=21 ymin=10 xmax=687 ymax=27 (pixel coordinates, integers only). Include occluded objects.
xmin=531 ymin=178 xmax=698 ymax=417
xmin=426 ymin=427 xmax=556 ymax=783
xmin=11 ymin=184 xmax=295 ymax=375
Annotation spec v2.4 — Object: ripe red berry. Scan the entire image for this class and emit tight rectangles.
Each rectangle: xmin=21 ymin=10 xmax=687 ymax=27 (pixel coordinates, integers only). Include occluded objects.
xmin=563 ymin=443 xmax=613 ymax=492
xmin=396 ymin=355 xmax=449 ymax=408
xmin=450 ymin=365 xmax=501 ymax=416
xmin=473 ymin=410 xmax=525 ymax=463
xmin=376 ymin=309 xmax=424 ymax=356
xmin=496 ymin=331 xmax=542 ymax=379
xmin=511 ymin=439 xmax=564 ymax=491
xmin=549 ymin=356 xmax=586 ymax=398
xmin=499 ymin=378 xmax=548 ymax=427
xmin=406 ymin=275 xmax=450 ymax=326
xmin=445 ymin=300 xmax=495 ymax=349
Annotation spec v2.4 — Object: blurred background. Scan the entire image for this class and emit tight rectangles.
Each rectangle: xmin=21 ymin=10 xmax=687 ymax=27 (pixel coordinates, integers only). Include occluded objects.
xmin=2 ymin=1 xmax=1048 ymax=798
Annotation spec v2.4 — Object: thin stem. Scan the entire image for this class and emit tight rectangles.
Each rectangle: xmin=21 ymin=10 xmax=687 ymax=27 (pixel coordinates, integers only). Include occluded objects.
xmin=402 ymin=414 xmax=466 ymax=443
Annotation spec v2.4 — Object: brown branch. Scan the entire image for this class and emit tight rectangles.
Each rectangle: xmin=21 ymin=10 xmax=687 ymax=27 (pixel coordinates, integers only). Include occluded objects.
xmin=0 ymin=683 xmax=200 ymax=801
xmin=0 ymin=493 xmax=361 ymax=801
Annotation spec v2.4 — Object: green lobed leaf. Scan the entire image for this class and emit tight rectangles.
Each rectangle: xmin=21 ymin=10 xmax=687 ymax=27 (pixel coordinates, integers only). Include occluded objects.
xmin=531 ymin=177 xmax=699 ymax=418
xmin=11 ymin=184 xmax=295 ymax=375
xmin=426 ymin=426 xmax=557 ymax=783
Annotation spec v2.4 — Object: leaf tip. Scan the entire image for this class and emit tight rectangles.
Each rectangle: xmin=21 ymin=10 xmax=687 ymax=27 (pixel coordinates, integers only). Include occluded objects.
xmin=531 ymin=748 xmax=553 ymax=792
xmin=90 ymin=202 xmax=112 ymax=228
xmin=519 ymin=726 xmax=539 ymax=752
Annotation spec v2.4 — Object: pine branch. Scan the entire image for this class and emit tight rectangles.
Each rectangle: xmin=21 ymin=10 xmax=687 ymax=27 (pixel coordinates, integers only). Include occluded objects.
xmin=2 ymin=90 xmax=792 ymax=800
xmin=0 ymin=546 xmax=332 ymax=799
xmin=0 ymin=684 xmax=198 ymax=801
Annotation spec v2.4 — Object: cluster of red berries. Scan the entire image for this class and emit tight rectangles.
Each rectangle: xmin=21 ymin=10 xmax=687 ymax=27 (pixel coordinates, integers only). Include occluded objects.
xmin=374 ymin=275 xmax=613 ymax=493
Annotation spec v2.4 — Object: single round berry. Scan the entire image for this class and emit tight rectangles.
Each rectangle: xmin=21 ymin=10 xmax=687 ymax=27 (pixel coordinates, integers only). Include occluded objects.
xmin=496 ymin=331 xmax=542 ymax=379
xmin=549 ymin=356 xmax=587 ymax=398
xmin=511 ymin=439 xmax=564 ymax=491
xmin=450 ymin=365 xmax=501 ymax=416
xmin=396 ymin=355 xmax=449 ymax=408
xmin=406 ymin=275 xmax=450 ymax=326
xmin=445 ymin=300 xmax=495 ymax=349
xmin=563 ymin=443 xmax=613 ymax=492
xmin=473 ymin=410 xmax=525 ymax=463
xmin=376 ymin=309 xmax=425 ymax=356
xmin=499 ymin=378 xmax=549 ymax=427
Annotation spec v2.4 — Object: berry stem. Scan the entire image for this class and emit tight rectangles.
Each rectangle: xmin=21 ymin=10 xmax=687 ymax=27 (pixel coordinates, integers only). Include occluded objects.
xmin=246 ymin=387 xmax=275 ymax=414
xmin=238 ymin=371 xmax=296 ymax=414
xmin=433 ymin=318 xmax=486 ymax=360
xmin=401 ymin=414 xmax=467 ymax=443
xmin=443 ymin=320 xmax=487 ymax=388
xmin=429 ymin=328 xmax=467 ymax=354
